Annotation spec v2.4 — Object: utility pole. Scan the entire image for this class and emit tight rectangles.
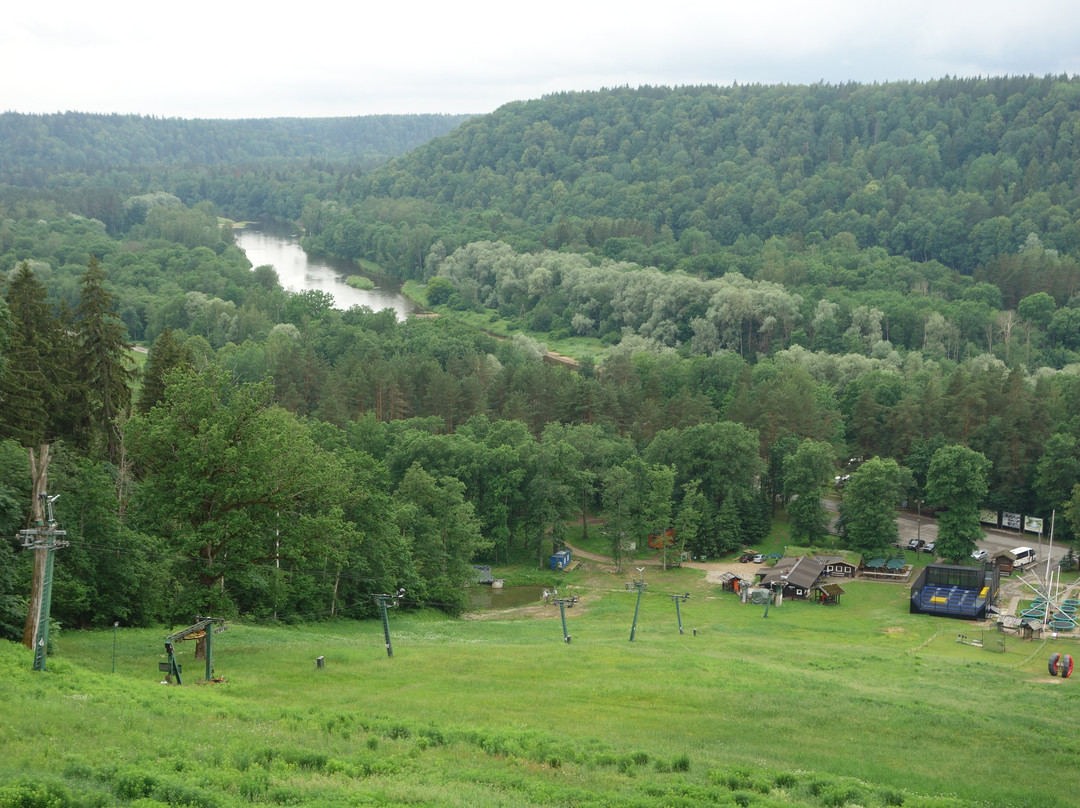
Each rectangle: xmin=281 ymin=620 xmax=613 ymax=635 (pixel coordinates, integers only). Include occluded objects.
xmin=763 ymin=582 xmax=781 ymax=618
xmin=916 ymin=498 xmax=922 ymax=545
xmin=374 ymin=589 xmax=405 ymax=657
xmin=669 ymin=592 xmax=690 ymax=634
xmin=19 ymin=492 xmax=67 ymax=671
xmin=628 ymin=567 xmax=647 ymax=642
xmin=553 ymin=595 xmax=577 ymax=643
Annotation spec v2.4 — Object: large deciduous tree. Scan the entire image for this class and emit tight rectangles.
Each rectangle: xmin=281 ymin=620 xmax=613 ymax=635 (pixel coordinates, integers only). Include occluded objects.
xmin=1033 ymin=433 xmax=1080 ymax=542
xmin=838 ymin=457 xmax=911 ymax=554
xmin=393 ymin=461 xmax=487 ymax=613
xmin=783 ymin=439 xmax=836 ymax=544
xmin=127 ymin=365 xmax=355 ymax=616
xmin=926 ymin=445 xmax=992 ymax=563
xmin=528 ymin=428 xmax=584 ymax=566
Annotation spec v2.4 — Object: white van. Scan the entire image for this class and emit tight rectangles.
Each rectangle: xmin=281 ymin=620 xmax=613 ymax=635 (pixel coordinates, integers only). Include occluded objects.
xmin=1011 ymin=546 xmax=1037 ymax=569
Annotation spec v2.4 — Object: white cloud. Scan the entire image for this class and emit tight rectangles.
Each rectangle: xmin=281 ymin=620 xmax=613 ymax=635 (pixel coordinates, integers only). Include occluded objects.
xmin=3 ymin=0 xmax=1079 ymax=118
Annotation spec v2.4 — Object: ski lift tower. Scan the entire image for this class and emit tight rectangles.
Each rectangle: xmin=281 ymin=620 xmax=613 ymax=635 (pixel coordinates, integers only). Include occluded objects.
xmin=19 ymin=493 xmax=67 ymax=671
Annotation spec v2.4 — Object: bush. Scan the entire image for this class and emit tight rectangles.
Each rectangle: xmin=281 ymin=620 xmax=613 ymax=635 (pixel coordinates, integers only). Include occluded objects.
xmin=425 ymin=277 xmax=454 ymax=305
xmin=0 ymin=779 xmax=77 ymax=808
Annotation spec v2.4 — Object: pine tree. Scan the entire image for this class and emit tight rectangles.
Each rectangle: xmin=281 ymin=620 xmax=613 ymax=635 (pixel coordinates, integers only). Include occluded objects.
xmin=0 ymin=263 xmax=62 ymax=446
xmin=75 ymin=257 xmax=135 ymax=463
xmin=136 ymin=327 xmax=192 ymax=414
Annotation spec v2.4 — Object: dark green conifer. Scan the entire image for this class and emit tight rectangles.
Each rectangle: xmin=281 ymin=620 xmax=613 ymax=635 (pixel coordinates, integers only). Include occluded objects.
xmin=75 ymin=257 xmax=135 ymax=463
xmin=137 ymin=327 xmax=193 ymax=414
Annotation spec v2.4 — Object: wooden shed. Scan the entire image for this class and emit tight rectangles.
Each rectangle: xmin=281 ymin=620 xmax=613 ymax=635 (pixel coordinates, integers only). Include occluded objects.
xmin=758 ymin=556 xmax=826 ymax=600
xmin=816 ymin=582 xmax=846 ymax=605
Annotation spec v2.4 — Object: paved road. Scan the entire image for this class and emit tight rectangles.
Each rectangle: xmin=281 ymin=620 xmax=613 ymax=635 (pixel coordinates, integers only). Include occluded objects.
xmin=825 ymin=499 xmax=1066 ymax=571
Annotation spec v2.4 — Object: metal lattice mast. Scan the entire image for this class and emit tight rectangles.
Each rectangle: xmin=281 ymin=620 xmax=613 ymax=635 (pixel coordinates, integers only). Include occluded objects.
xmin=19 ymin=493 xmax=67 ymax=671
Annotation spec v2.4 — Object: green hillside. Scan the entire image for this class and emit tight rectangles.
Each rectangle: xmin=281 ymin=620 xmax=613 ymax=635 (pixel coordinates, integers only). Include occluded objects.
xmin=302 ymin=77 xmax=1080 ymax=281
xmin=4 ymin=568 xmax=1078 ymax=808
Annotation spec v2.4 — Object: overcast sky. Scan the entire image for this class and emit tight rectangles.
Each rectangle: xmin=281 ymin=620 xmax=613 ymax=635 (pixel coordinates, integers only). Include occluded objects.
xmin=5 ymin=1 xmax=1080 ymax=120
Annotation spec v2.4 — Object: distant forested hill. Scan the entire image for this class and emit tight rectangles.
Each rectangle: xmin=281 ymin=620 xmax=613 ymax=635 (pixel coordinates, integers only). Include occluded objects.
xmin=0 ymin=111 xmax=472 ymax=180
xmin=302 ymin=76 xmax=1080 ymax=278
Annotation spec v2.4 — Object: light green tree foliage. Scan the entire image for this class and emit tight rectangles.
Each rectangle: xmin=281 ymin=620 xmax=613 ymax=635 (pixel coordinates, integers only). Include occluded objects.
xmin=127 ymin=365 xmax=356 ymax=616
xmin=308 ymin=428 xmax=411 ymax=620
xmin=838 ymin=457 xmax=912 ymax=554
xmin=783 ymin=439 xmax=836 ymax=544
xmin=645 ymin=421 xmax=762 ymax=513
xmin=393 ymin=461 xmax=488 ymax=614
xmin=671 ymin=478 xmax=704 ymax=563
xmin=926 ymin=445 xmax=992 ymax=563
xmin=601 ymin=462 xmax=637 ymax=573
xmin=47 ymin=446 xmax=169 ymax=627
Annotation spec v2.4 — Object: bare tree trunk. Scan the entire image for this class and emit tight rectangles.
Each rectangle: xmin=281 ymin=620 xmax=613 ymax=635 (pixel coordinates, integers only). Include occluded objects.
xmin=22 ymin=444 xmax=50 ymax=650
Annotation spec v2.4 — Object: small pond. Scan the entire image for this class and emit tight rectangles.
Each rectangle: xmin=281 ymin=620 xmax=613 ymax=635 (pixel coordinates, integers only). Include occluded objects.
xmin=467 ymin=584 xmax=550 ymax=610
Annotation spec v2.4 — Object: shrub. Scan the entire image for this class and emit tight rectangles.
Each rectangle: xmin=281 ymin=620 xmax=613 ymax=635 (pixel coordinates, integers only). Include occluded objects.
xmin=111 ymin=768 xmax=157 ymax=800
xmin=425 ymin=277 xmax=454 ymax=305
xmin=0 ymin=779 xmax=76 ymax=808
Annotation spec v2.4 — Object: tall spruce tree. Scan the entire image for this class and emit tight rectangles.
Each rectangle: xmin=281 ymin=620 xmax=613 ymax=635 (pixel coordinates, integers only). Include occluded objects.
xmin=75 ymin=257 xmax=135 ymax=462
xmin=136 ymin=327 xmax=192 ymax=414
xmin=0 ymin=263 xmax=63 ymax=446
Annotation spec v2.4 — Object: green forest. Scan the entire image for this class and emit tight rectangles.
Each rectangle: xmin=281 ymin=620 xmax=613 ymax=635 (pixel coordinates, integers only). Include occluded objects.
xmin=3 ymin=77 xmax=1080 ymax=637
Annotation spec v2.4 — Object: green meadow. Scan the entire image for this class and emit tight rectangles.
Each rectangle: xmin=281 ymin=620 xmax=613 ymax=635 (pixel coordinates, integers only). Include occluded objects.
xmin=3 ymin=564 xmax=1078 ymax=808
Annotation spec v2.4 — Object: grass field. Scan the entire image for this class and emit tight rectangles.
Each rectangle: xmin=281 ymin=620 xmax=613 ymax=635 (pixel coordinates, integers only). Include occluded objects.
xmin=3 ymin=560 xmax=1079 ymax=808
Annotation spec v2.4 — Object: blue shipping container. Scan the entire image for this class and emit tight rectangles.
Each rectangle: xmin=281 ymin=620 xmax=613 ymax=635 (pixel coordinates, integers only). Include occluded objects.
xmin=550 ymin=549 xmax=572 ymax=570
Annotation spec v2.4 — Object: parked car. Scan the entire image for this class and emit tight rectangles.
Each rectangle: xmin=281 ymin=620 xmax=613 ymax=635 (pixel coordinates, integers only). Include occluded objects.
xmin=923 ymin=541 xmax=936 ymax=554
xmin=971 ymin=549 xmax=988 ymax=562
xmin=738 ymin=552 xmax=755 ymax=563
xmin=752 ymin=553 xmax=766 ymax=564
xmin=907 ymin=538 xmax=925 ymax=551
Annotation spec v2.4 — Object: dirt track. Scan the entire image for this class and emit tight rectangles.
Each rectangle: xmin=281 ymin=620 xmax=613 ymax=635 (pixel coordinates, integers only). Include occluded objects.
xmin=565 ymin=543 xmax=753 ymax=584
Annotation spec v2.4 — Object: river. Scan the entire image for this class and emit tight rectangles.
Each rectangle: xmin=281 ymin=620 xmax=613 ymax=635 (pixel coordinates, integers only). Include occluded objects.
xmin=234 ymin=223 xmax=420 ymax=320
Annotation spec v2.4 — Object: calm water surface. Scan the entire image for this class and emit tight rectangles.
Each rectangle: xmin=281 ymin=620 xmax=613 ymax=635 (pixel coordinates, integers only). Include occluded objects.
xmin=234 ymin=223 xmax=420 ymax=320
xmin=468 ymin=585 xmax=551 ymax=610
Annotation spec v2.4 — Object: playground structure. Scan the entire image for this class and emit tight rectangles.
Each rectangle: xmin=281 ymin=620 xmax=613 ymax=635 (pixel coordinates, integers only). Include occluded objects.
xmin=1011 ymin=512 xmax=1080 ymax=635
xmin=910 ymin=563 xmax=999 ymax=619
xmin=162 ymin=617 xmax=227 ymax=684
xmin=1048 ymin=653 xmax=1075 ymax=678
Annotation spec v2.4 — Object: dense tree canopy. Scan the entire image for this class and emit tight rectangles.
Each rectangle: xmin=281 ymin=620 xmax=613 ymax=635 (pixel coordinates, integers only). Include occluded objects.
xmin=926 ymin=445 xmax=992 ymax=562
xmin=3 ymin=77 xmax=1080 ymax=630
